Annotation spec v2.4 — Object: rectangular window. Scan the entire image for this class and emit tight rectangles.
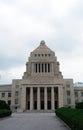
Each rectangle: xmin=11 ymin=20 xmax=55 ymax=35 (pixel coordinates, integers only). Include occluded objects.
xmin=75 ymin=99 xmax=78 ymax=103
xmin=16 ymin=85 xmax=19 ymax=89
xmin=75 ymin=91 xmax=78 ymax=97
xmin=1 ymin=92 xmax=5 ymax=98
xmin=67 ymin=98 xmax=71 ymax=104
xmin=35 ymin=54 xmax=37 ymax=57
xmin=67 ymin=90 xmax=70 ymax=96
xmin=8 ymin=92 xmax=11 ymax=97
xmin=15 ymin=91 xmax=19 ymax=96
xmin=81 ymin=92 xmax=83 ymax=97
xmin=45 ymin=64 xmax=47 ymax=72
xmin=48 ymin=63 xmax=50 ymax=72
xmin=15 ymin=99 xmax=18 ymax=104
xmin=39 ymin=64 xmax=40 ymax=72
xmin=35 ymin=64 xmax=37 ymax=73
xmin=66 ymin=84 xmax=70 ymax=88
xmin=42 ymin=64 xmax=43 ymax=72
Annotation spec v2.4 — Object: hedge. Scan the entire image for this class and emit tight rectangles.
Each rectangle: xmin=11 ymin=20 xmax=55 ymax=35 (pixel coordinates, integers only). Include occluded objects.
xmin=0 ymin=100 xmax=10 ymax=110
xmin=55 ymin=107 xmax=83 ymax=130
xmin=0 ymin=100 xmax=12 ymax=118
xmin=76 ymin=102 xmax=83 ymax=109
xmin=0 ymin=109 xmax=12 ymax=118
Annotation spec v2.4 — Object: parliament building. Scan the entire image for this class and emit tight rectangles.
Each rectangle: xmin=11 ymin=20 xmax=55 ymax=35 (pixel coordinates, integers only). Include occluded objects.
xmin=0 ymin=41 xmax=83 ymax=112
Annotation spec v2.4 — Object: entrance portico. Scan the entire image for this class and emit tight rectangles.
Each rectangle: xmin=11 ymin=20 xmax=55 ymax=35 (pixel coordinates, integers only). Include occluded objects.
xmin=21 ymin=85 xmax=64 ymax=111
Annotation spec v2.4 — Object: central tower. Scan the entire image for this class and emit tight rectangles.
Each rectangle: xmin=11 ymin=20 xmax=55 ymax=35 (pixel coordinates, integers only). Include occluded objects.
xmin=23 ymin=40 xmax=63 ymax=81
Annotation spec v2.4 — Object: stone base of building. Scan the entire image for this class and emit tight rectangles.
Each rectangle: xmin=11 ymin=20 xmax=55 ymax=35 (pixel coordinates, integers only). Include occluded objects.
xmin=16 ymin=109 xmax=55 ymax=113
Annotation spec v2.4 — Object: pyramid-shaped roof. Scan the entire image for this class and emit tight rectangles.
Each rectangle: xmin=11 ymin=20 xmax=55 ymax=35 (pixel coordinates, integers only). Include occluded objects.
xmin=33 ymin=40 xmax=52 ymax=53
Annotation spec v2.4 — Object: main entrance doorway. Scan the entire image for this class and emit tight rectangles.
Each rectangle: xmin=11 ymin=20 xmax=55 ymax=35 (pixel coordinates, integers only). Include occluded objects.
xmin=26 ymin=87 xmax=58 ymax=110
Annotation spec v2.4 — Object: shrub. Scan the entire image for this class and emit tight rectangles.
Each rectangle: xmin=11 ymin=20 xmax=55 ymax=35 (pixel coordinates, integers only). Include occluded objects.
xmin=76 ymin=102 xmax=83 ymax=109
xmin=0 ymin=100 xmax=12 ymax=118
xmin=0 ymin=109 xmax=12 ymax=118
xmin=0 ymin=100 xmax=10 ymax=110
xmin=55 ymin=107 xmax=83 ymax=130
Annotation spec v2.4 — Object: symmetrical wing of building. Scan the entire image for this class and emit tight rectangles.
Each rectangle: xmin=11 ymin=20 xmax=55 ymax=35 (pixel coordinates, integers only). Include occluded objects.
xmin=0 ymin=41 xmax=83 ymax=112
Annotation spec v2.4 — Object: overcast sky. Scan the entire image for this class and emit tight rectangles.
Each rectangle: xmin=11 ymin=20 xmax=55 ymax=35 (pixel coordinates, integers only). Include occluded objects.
xmin=0 ymin=0 xmax=83 ymax=84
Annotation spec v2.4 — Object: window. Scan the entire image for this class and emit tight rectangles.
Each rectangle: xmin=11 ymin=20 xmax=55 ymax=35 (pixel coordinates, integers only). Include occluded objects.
xmin=35 ymin=54 xmax=37 ymax=57
xmin=48 ymin=63 xmax=50 ymax=72
xmin=15 ymin=91 xmax=19 ymax=96
xmin=16 ymin=85 xmax=19 ymax=89
xmin=35 ymin=64 xmax=37 ymax=73
xmin=42 ymin=64 xmax=44 ymax=72
xmin=38 ymin=54 xmax=40 ymax=57
xmin=67 ymin=91 xmax=70 ymax=96
xmin=39 ymin=64 xmax=40 ymax=72
xmin=1 ymin=92 xmax=5 ymax=98
xmin=8 ymin=92 xmax=11 ymax=97
xmin=15 ymin=99 xmax=18 ymax=104
xmin=15 ymin=107 xmax=17 ymax=109
xmin=66 ymin=84 xmax=70 ymax=88
xmin=45 ymin=64 xmax=47 ymax=72
xmin=75 ymin=99 xmax=78 ymax=103
xmin=67 ymin=98 xmax=71 ymax=104
xmin=75 ymin=91 xmax=78 ymax=97
xmin=42 ymin=54 xmax=44 ymax=57
xmin=81 ymin=92 xmax=83 ymax=97
xmin=45 ymin=54 xmax=47 ymax=57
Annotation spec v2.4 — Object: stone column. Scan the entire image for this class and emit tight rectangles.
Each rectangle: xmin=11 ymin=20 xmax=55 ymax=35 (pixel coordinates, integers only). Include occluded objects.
xmin=51 ymin=63 xmax=53 ymax=73
xmin=42 ymin=63 xmax=43 ymax=72
xmin=44 ymin=87 xmax=47 ymax=110
xmin=58 ymin=87 xmax=63 ymax=108
xmin=21 ymin=87 xmax=26 ymax=111
xmin=40 ymin=63 xmax=42 ymax=73
xmin=37 ymin=64 xmax=38 ymax=73
xmin=43 ymin=63 xmax=44 ymax=72
xmin=37 ymin=87 xmax=40 ymax=110
xmin=51 ymin=87 xmax=55 ymax=110
xmin=32 ymin=63 xmax=34 ymax=73
xmin=30 ymin=87 xmax=33 ymax=110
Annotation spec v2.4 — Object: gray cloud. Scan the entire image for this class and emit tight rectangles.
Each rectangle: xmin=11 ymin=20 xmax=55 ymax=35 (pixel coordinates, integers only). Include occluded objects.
xmin=0 ymin=0 xmax=83 ymax=84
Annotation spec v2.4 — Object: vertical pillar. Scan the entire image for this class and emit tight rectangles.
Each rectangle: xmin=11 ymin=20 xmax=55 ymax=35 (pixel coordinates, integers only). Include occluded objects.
xmin=58 ymin=87 xmax=63 ymax=108
xmin=40 ymin=63 xmax=41 ymax=73
xmin=51 ymin=63 xmax=53 ymax=73
xmin=42 ymin=63 xmax=43 ymax=72
xmin=39 ymin=64 xmax=40 ymax=72
xmin=48 ymin=63 xmax=50 ymax=72
xmin=44 ymin=87 xmax=47 ymax=110
xmin=32 ymin=63 xmax=34 ymax=73
xmin=35 ymin=64 xmax=37 ymax=73
xmin=37 ymin=87 xmax=40 ymax=110
xmin=51 ymin=87 xmax=55 ymax=110
xmin=37 ymin=64 xmax=38 ymax=73
xmin=45 ymin=63 xmax=46 ymax=72
xmin=21 ymin=87 xmax=26 ymax=111
xmin=43 ymin=63 xmax=44 ymax=72
xmin=30 ymin=87 xmax=33 ymax=110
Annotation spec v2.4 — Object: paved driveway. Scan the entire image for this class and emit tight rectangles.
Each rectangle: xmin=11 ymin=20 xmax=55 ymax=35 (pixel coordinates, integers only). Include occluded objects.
xmin=0 ymin=113 xmax=70 ymax=130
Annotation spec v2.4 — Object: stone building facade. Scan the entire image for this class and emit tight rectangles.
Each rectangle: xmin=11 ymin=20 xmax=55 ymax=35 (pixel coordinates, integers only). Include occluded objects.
xmin=0 ymin=41 xmax=83 ymax=112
